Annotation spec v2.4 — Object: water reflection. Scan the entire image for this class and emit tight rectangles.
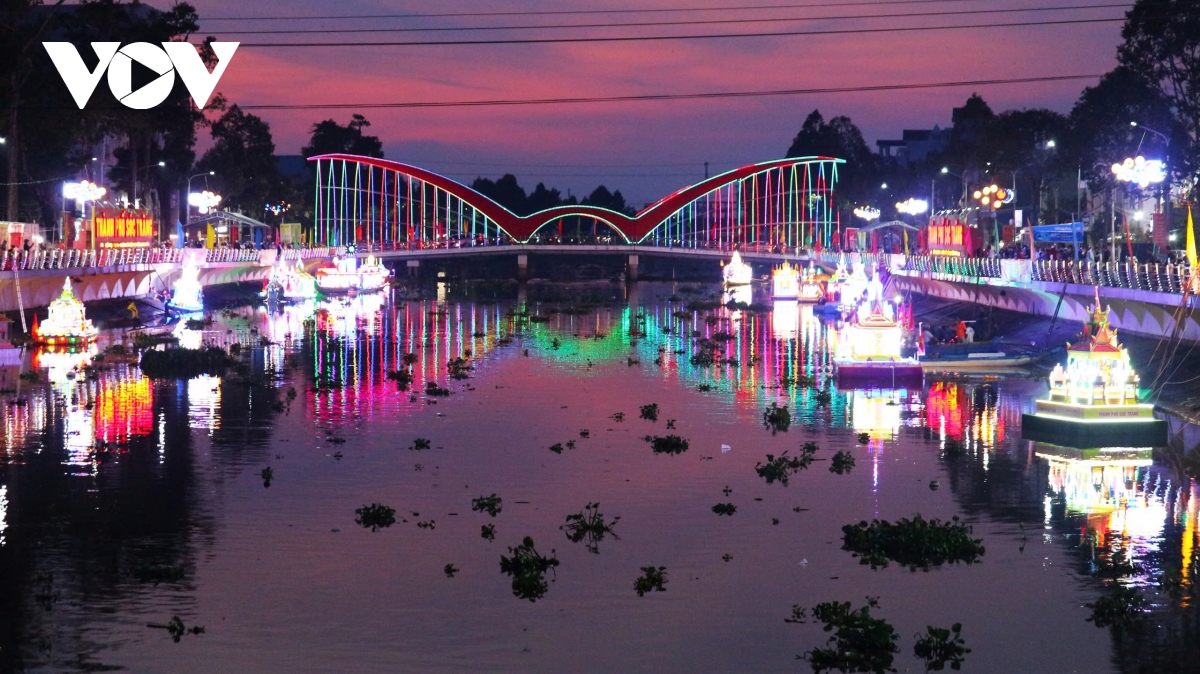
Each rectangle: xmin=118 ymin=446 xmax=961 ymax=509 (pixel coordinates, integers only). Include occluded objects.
xmin=0 ymin=287 xmax=1197 ymax=672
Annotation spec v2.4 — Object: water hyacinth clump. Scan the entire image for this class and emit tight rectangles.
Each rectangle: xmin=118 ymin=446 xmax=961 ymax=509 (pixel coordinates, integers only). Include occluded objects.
xmin=500 ymin=537 xmax=560 ymax=602
xmin=841 ymin=515 xmax=985 ymax=570
xmin=644 ymin=434 xmax=689 ymax=455
xmin=762 ymin=402 xmax=792 ymax=434
xmin=634 ymin=566 xmax=668 ymax=597
xmin=354 ymin=503 xmax=397 ymax=532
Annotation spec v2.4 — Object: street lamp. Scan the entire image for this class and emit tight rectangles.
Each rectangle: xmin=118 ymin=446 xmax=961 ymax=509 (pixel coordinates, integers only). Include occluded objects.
xmin=940 ymin=167 xmax=967 ymax=209
xmin=1112 ymin=155 xmax=1166 ymax=261
xmin=896 ymin=198 xmax=929 ymax=215
xmin=1045 ymin=140 xmax=1056 ymax=149
xmin=853 ymin=206 xmax=880 ymax=221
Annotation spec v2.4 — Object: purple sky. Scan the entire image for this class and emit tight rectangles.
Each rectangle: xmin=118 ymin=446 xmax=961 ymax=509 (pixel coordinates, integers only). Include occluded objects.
xmin=165 ymin=0 xmax=1124 ymax=205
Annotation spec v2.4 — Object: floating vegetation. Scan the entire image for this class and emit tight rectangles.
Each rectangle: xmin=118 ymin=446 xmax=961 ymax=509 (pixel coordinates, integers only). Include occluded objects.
xmin=830 ymin=451 xmax=856 ymax=474
xmin=387 ymin=369 xmax=413 ymax=388
xmin=697 ymin=383 xmax=714 ymax=392
xmin=913 ymin=623 xmax=970 ymax=671
xmin=627 ymin=357 xmax=640 ymax=366
xmin=755 ymin=446 xmax=818 ymax=486
xmin=941 ymin=439 xmax=967 ymax=459
xmin=133 ymin=565 xmax=185 ymax=585
xmin=815 ymin=390 xmax=832 ymax=407
xmin=639 ymin=403 xmax=660 ymax=421
xmin=401 ymin=353 xmax=418 ymax=366
xmin=551 ymin=337 xmax=562 ymax=349
xmin=566 ymin=440 xmax=576 ymax=449
xmin=666 ymin=419 xmax=676 ymax=429
xmin=562 ymin=502 xmax=620 ymax=554
xmin=762 ymin=403 xmax=792 ymax=434
xmin=711 ymin=331 xmax=736 ymax=341
xmin=841 ymin=515 xmax=985 ymax=570
xmin=712 ymin=503 xmax=737 ymax=516
xmin=444 ymin=564 xmax=460 ymax=578
xmin=579 ymin=429 xmax=590 ymax=438
xmin=500 ymin=536 xmax=560 ymax=602
xmin=1087 ymin=586 xmax=1147 ymax=629
xmin=722 ymin=553 xmax=733 ymax=562
xmin=784 ymin=605 xmax=807 ymax=624
xmin=425 ymin=382 xmax=451 ymax=397
xmin=410 ymin=438 xmax=432 ymax=451
xmin=634 ymin=566 xmax=668 ymax=597
xmin=354 ymin=503 xmax=397 ymax=532
xmin=18 ymin=371 xmax=40 ymax=383
xmin=447 ymin=357 xmax=472 ymax=379
xmin=140 ymin=347 xmax=237 ymax=379
xmin=481 ymin=524 xmax=496 ymax=541
xmin=643 ymin=434 xmax=689 ymax=455
xmin=610 ymin=412 xmax=625 ymax=422
xmin=260 ymin=466 xmax=273 ymax=488
xmin=472 ymin=494 xmax=503 ymax=517
xmin=417 ymin=520 xmax=436 ymax=530
xmin=690 ymin=338 xmax=722 ymax=366
xmin=857 ymin=432 xmax=870 ymax=445
xmin=549 ymin=443 xmax=565 ymax=454
xmin=802 ymin=598 xmax=898 ymax=674
xmin=147 ymin=616 xmax=205 ymax=643
xmin=1094 ymin=547 xmax=1142 ymax=579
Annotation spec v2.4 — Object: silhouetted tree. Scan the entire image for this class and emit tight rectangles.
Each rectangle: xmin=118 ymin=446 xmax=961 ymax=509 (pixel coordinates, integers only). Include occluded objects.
xmin=785 ymin=110 xmax=876 ymax=207
xmin=302 ymin=114 xmax=384 ymax=159
xmin=196 ymin=105 xmax=280 ymax=213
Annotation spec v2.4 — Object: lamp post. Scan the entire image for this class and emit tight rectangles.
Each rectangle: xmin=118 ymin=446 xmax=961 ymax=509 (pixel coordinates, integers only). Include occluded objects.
xmin=940 ymin=167 xmax=966 ymax=209
xmin=185 ymin=171 xmax=215 ymax=232
xmin=1112 ymin=155 xmax=1165 ymax=262
xmin=1130 ymin=121 xmax=1172 ymax=242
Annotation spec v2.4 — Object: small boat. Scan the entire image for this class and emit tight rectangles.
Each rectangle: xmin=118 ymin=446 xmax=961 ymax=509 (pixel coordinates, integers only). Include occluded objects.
xmin=315 ymin=254 xmax=392 ymax=294
xmin=919 ymin=352 xmax=1038 ymax=372
xmin=771 ymin=261 xmax=801 ymax=299
xmin=34 ymin=279 xmax=99 ymax=346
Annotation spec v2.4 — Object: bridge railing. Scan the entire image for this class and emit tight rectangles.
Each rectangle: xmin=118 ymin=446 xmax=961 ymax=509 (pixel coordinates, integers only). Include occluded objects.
xmin=0 ymin=247 xmax=189 ymax=271
xmin=280 ymin=247 xmax=335 ymax=260
xmin=206 ymin=248 xmax=263 ymax=263
xmin=878 ymin=253 xmax=1196 ymax=295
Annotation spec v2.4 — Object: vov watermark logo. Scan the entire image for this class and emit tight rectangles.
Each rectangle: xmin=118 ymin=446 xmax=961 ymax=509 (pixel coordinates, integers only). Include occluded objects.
xmin=43 ymin=42 xmax=238 ymax=110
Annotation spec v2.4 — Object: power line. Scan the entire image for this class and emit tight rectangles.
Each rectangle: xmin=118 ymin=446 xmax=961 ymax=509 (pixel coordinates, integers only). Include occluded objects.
xmin=212 ymin=3 xmax=1130 ymax=35
xmin=198 ymin=0 xmax=1004 ymax=21
xmin=239 ymin=15 xmax=1127 ymax=48
xmin=238 ymin=73 xmax=1103 ymax=111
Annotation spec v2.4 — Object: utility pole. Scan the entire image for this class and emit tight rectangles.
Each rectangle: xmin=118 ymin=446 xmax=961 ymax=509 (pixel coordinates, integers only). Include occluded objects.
xmin=1111 ymin=187 xmax=1117 ymax=262
xmin=704 ymin=161 xmax=709 ymax=180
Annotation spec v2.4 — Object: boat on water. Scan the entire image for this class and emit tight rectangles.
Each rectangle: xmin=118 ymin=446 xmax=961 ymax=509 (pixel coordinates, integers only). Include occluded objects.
xmin=722 ymin=251 xmax=753 ymax=286
xmin=266 ymin=259 xmax=318 ymax=301
xmin=797 ymin=264 xmax=824 ymax=303
xmin=834 ymin=274 xmax=921 ymax=386
xmin=168 ymin=265 xmax=204 ymax=313
xmin=1020 ymin=291 xmax=1166 ymax=448
xmin=315 ymin=254 xmax=392 ymax=294
xmin=34 ymin=279 xmax=99 ymax=346
xmin=771 ymin=261 xmax=801 ymax=299
xmin=919 ymin=352 xmax=1038 ymax=372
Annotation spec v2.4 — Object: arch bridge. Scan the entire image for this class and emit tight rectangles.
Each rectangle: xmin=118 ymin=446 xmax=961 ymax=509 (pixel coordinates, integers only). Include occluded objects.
xmin=310 ymin=154 xmax=843 ymax=252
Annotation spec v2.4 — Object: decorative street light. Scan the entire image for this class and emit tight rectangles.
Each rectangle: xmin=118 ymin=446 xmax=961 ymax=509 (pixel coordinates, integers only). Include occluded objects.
xmin=188 ymin=190 xmax=222 ymax=215
xmin=895 ymin=198 xmax=929 ymax=215
xmin=853 ymin=206 xmax=880 ymax=221
xmin=1111 ymin=156 xmax=1166 ymax=189
xmin=1111 ymin=155 xmax=1166 ymax=261
xmin=972 ymin=185 xmax=1014 ymax=210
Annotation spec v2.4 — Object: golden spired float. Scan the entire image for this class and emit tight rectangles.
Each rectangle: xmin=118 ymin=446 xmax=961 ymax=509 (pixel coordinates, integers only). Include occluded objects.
xmin=34 ymin=279 xmax=99 ymax=346
xmin=1021 ymin=292 xmax=1167 ymax=448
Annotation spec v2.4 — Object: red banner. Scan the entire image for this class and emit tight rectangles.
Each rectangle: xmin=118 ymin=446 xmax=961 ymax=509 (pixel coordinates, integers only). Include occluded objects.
xmin=93 ymin=208 xmax=154 ymax=248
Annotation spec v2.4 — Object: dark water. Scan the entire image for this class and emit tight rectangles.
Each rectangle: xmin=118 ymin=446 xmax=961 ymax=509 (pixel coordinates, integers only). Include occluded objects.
xmin=0 ymin=284 xmax=1196 ymax=673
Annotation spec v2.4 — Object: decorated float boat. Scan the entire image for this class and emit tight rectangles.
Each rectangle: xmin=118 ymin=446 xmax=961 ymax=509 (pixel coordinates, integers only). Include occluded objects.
xmin=1021 ymin=293 xmax=1166 ymax=448
xmin=834 ymin=274 xmax=922 ymax=386
xmin=839 ymin=258 xmax=869 ymax=310
xmin=721 ymin=251 xmax=753 ymax=286
xmin=34 ymin=279 xmax=99 ymax=346
xmin=771 ymin=261 xmax=801 ymax=299
xmin=266 ymin=259 xmax=318 ymax=301
xmin=315 ymin=254 xmax=391 ymax=294
xmin=797 ymin=264 xmax=824 ymax=303
xmin=168 ymin=266 xmax=205 ymax=313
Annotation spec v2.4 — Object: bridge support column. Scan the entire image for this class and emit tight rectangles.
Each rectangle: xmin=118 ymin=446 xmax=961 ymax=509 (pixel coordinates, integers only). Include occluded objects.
xmin=627 ymin=254 xmax=639 ymax=282
xmin=406 ymin=260 xmax=419 ymax=278
xmin=517 ymin=254 xmax=528 ymax=280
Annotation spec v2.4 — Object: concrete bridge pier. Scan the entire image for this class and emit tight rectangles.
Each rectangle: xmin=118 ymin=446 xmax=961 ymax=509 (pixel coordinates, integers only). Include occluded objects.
xmin=406 ymin=259 xmax=420 ymax=278
xmin=517 ymin=254 xmax=529 ymax=280
xmin=627 ymin=254 xmax=639 ymax=282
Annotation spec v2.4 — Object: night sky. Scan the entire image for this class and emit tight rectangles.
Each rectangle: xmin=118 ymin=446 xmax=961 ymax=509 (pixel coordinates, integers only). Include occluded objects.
xmin=162 ymin=0 xmax=1125 ymax=205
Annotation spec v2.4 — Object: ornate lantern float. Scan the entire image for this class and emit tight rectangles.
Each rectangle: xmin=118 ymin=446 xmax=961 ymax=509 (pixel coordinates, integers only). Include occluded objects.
xmin=34 ymin=279 xmax=99 ymax=346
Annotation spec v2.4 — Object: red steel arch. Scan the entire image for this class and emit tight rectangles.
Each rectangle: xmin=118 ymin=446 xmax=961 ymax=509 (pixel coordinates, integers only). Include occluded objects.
xmin=311 ymin=153 xmax=842 ymax=246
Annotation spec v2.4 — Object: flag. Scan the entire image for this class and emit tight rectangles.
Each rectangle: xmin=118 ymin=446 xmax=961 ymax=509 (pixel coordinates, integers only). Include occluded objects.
xmin=1187 ymin=204 xmax=1197 ymax=269
xmin=205 ymin=224 xmax=216 ymax=248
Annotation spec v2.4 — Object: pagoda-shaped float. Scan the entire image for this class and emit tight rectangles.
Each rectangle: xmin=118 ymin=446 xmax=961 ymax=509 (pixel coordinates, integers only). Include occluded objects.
xmin=721 ymin=251 xmax=753 ymax=286
xmin=1021 ymin=293 xmax=1167 ymax=448
xmin=266 ymin=259 xmax=317 ymax=301
xmin=169 ymin=265 xmax=204 ymax=312
xmin=834 ymin=273 xmax=922 ymax=386
xmin=34 ymin=279 xmax=99 ymax=346
xmin=797 ymin=264 xmax=823 ymax=303
xmin=771 ymin=261 xmax=801 ymax=299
